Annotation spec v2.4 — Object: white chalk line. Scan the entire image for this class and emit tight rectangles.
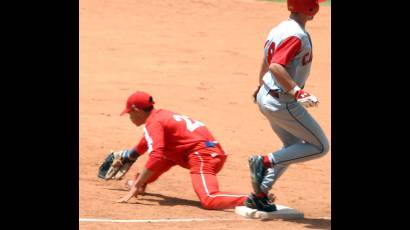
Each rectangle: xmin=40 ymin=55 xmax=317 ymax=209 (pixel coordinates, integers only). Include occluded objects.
xmin=79 ymin=218 xmax=253 ymax=223
xmin=79 ymin=216 xmax=331 ymax=223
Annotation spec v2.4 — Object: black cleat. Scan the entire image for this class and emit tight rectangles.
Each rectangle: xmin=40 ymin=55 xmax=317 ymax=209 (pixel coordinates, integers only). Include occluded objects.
xmin=244 ymin=193 xmax=277 ymax=212
xmin=249 ymin=155 xmax=265 ymax=193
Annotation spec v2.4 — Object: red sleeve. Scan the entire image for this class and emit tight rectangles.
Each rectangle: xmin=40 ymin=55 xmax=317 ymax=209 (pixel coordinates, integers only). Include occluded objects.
xmin=144 ymin=155 xmax=169 ymax=172
xmin=144 ymin=121 xmax=165 ymax=158
xmin=133 ymin=137 xmax=148 ymax=155
xmin=269 ymin=36 xmax=302 ymax=66
xmin=142 ymin=121 xmax=167 ymax=171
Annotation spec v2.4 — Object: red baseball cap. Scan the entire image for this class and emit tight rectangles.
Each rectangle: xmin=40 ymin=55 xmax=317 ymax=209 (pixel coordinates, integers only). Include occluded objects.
xmin=120 ymin=91 xmax=155 ymax=115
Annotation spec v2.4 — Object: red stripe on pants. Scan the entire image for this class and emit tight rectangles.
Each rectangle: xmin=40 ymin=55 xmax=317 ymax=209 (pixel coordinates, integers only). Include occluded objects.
xmin=189 ymin=150 xmax=248 ymax=209
xmin=190 ymin=173 xmax=248 ymax=209
xmin=141 ymin=148 xmax=248 ymax=209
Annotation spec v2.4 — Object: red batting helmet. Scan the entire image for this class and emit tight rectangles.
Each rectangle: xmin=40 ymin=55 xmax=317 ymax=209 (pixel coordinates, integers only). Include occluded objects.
xmin=287 ymin=0 xmax=326 ymax=16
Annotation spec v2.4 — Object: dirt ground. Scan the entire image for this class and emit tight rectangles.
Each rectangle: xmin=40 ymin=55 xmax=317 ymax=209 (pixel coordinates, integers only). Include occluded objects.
xmin=79 ymin=0 xmax=331 ymax=229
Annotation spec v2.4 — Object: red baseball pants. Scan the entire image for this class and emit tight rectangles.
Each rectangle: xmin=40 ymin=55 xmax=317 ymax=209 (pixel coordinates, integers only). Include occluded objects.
xmin=144 ymin=147 xmax=248 ymax=209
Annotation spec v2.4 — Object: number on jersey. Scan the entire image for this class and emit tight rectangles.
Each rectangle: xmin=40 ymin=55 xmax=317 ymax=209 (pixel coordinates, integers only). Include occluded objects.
xmin=173 ymin=114 xmax=205 ymax=132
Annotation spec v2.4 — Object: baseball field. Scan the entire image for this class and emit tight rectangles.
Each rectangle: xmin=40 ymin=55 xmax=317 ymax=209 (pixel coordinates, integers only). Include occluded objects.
xmin=79 ymin=0 xmax=331 ymax=229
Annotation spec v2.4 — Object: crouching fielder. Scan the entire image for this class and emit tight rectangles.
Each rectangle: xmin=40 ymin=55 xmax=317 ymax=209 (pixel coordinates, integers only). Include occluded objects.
xmin=99 ymin=91 xmax=248 ymax=210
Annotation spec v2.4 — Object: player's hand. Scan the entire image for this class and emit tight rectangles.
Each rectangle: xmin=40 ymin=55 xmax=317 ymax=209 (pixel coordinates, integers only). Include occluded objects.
xmin=252 ymin=85 xmax=261 ymax=103
xmin=117 ymin=197 xmax=130 ymax=203
xmin=124 ymin=173 xmax=147 ymax=192
xmin=117 ymin=186 xmax=139 ymax=203
xmin=117 ymin=188 xmax=136 ymax=203
xmin=295 ymin=89 xmax=319 ymax=108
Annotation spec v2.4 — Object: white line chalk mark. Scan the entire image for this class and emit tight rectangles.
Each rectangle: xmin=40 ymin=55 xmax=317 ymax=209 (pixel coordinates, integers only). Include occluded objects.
xmin=79 ymin=218 xmax=253 ymax=223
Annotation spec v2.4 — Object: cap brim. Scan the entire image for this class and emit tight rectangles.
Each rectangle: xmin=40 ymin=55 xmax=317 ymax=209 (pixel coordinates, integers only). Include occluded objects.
xmin=120 ymin=108 xmax=131 ymax=116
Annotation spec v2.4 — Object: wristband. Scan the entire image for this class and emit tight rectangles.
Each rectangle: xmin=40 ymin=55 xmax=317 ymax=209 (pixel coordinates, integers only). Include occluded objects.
xmin=288 ymin=85 xmax=301 ymax=95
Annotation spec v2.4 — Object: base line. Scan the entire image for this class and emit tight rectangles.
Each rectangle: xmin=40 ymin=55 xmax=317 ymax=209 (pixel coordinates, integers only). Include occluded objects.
xmin=79 ymin=218 xmax=253 ymax=223
xmin=79 ymin=216 xmax=330 ymax=223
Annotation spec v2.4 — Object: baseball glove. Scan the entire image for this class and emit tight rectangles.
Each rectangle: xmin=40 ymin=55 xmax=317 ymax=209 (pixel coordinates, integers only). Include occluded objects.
xmin=98 ymin=150 xmax=136 ymax=180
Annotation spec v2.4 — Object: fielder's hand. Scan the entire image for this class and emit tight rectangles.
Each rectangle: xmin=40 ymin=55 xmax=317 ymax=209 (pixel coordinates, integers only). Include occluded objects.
xmin=124 ymin=173 xmax=147 ymax=195
xmin=117 ymin=196 xmax=131 ymax=203
xmin=294 ymin=89 xmax=319 ymax=108
xmin=98 ymin=149 xmax=137 ymax=180
xmin=117 ymin=180 xmax=144 ymax=203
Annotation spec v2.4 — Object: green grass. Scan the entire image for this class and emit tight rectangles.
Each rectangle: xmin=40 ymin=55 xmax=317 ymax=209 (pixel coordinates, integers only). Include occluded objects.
xmin=259 ymin=0 xmax=331 ymax=6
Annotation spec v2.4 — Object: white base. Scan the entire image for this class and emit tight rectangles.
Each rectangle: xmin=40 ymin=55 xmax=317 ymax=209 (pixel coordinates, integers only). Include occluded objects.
xmin=235 ymin=205 xmax=304 ymax=220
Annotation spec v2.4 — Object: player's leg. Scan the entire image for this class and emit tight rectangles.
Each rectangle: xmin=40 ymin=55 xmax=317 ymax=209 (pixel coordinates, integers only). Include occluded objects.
xmin=189 ymin=150 xmax=248 ymax=210
xmin=248 ymin=86 xmax=329 ymax=210
xmin=249 ymin=120 xmax=299 ymax=192
xmin=257 ymin=86 xmax=329 ymax=160
xmin=264 ymin=102 xmax=330 ymax=166
xmin=258 ymin=122 xmax=303 ymax=193
xmin=252 ymin=102 xmax=329 ymax=195
xmin=270 ymin=120 xmax=303 ymax=147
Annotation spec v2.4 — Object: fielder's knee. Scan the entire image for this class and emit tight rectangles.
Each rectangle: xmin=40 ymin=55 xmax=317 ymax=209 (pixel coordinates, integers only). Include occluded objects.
xmin=199 ymin=197 xmax=214 ymax=210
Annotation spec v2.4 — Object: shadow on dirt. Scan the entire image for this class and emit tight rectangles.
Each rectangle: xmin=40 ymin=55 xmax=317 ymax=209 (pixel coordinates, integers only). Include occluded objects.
xmin=105 ymin=188 xmax=246 ymax=213
xmin=279 ymin=218 xmax=331 ymax=230
xmin=104 ymin=188 xmax=200 ymax=207
xmin=140 ymin=193 xmax=246 ymax=213
xmin=139 ymin=192 xmax=202 ymax=207
xmin=105 ymin=187 xmax=128 ymax=192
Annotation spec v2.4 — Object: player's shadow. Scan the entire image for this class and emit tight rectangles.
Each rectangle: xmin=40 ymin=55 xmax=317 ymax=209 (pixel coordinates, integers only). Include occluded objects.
xmin=104 ymin=188 xmax=200 ymax=207
xmin=139 ymin=192 xmax=202 ymax=208
xmin=279 ymin=218 xmax=331 ymax=230
xmin=106 ymin=188 xmax=233 ymax=212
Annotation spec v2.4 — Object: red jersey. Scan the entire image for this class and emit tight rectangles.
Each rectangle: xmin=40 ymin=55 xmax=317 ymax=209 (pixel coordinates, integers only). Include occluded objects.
xmin=133 ymin=109 xmax=225 ymax=171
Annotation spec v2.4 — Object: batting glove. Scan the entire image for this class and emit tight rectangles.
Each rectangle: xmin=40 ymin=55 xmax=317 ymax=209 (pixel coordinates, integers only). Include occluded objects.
xmin=289 ymin=86 xmax=319 ymax=108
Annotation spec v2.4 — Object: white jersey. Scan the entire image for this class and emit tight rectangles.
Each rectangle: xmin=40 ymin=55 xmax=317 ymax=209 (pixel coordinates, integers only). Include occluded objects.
xmin=262 ymin=18 xmax=313 ymax=92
